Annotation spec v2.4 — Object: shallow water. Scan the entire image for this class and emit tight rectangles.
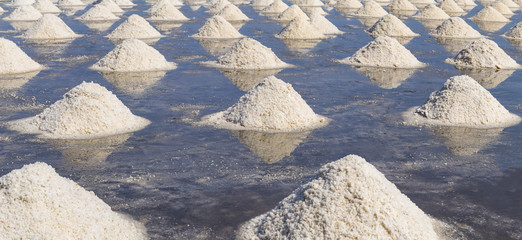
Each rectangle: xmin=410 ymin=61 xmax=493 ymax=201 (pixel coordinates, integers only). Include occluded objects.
xmin=0 ymin=1 xmax=521 ymax=239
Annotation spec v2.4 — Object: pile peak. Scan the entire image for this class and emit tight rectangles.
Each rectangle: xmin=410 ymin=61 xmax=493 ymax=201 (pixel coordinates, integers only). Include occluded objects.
xmin=262 ymin=0 xmax=289 ymax=13
xmin=275 ymin=15 xmax=326 ymax=39
xmin=21 ymin=14 xmax=80 ymax=40
xmin=413 ymin=4 xmax=450 ymax=20
xmin=148 ymin=1 xmax=189 ymax=21
xmin=0 ymin=37 xmax=42 ymax=74
xmin=277 ymin=4 xmax=309 ymax=21
xmin=354 ymin=0 xmax=388 ymax=17
xmin=192 ymin=15 xmax=243 ymax=39
xmin=216 ymin=4 xmax=251 ymax=21
xmin=366 ymin=14 xmax=419 ymax=38
xmin=470 ymin=6 xmax=510 ymax=22
xmin=95 ymin=0 xmax=124 ymax=13
xmin=32 ymin=0 xmax=61 ymax=13
xmin=107 ymin=14 xmax=162 ymax=40
xmin=445 ymin=38 xmax=520 ymax=69
xmin=336 ymin=0 xmax=363 ymax=9
xmin=438 ymin=0 xmax=464 ymax=13
xmin=430 ymin=17 xmax=482 ymax=38
xmin=76 ymin=4 xmax=120 ymax=21
xmin=387 ymin=0 xmax=418 ymax=11
xmin=206 ymin=0 xmax=231 ymax=14
xmin=490 ymin=1 xmax=514 ymax=15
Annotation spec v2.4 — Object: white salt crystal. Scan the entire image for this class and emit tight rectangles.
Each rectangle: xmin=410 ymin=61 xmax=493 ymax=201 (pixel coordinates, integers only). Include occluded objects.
xmin=275 ymin=15 xmax=326 ymax=39
xmin=446 ymin=38 xmax=520 ymax=69
xmin=0 ymin=38 xmax=43 ymax=74
xmin=366 ymin=14 xmax=419 ymax=38
xmin=192 ymin=15 xmax=243 ymax=38
xmin=262 ymin=0 xmax=289 ymax=13
xmin=310 ymin=12 xmax=343 ymax=34
xmin=430 ymin=17 xmax=482 ymax=38
xmin=3 ymin=5 xmax=42 ymax=21
xmin=32 ymin=0 xmax=61 ymax=13
xmin=354 ymin=0 xmax=388 ymax=17
xmin=107 ymin=14 xmax=163 ymax=40
xmin=438 ymin=0 xmax=464 ymax=13
xmin=413 ymin=3 xmax=450 ymax=19
xmin=387 ymin=0 xmax=418 ymax=11
xmin=470 ymin=6 xmax=510 ymax=22
xmin=277 ymin=4 xmax=309 ymax=21
xmin=21 ymin=14 xmax=80 ymax=40
xmin=503 ymin=21 xmax=522 ymax=39
xmin=216 ymin=4 xmax=251 ymax=21
xmin=76 ymin=4 xmax=120 ymax=20
xmin=148 ymin=1 xmax=189 ymax=21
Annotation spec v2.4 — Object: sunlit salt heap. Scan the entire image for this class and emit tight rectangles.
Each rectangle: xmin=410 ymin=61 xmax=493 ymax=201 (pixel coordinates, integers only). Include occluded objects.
xmin=107 ymin=14 xmax=162 ymax=40
xmin=407 ymin=75 xmax=521 ymax=127
xmin=33 ymin=0 xmax=61 ymax=13
xmin=366 ymin=14 xmax=419 ymax=38
xmin=340 ymin=36 xmax=425 ymax=68
xmin=275 ymin=15 xmax=326 ymax=39
xmin=277 ymin=4 xmax=309 ymax=21
xmin=499 ymin=0 xmax=519 ymax=8
xmin=504 ymin=21 xmax=522 ymax=39
xmin=149 ymin=1 xmax=189 ymax=21
xmin=56 ymin=0 xmax=85 ymax=7
xmin=430 ymin=17 xmax=482 ymax=38
xmin=7 ymin=82 xmax=151 ymax=138
xmin=0 ymin=162 xmax=148 ymax=239
xmin=387 ymin=0 xmax=418 ymax=11
xmin=490 ymin=1 xmax=514 ymax=15
xmin=77 ymin=4 xmax=119 ymax=20
xmin=91 ymin=39 xmax=177 ymax=72
xmin=336 ymin=0 xmax=363 ymax=8
xmin=446 ymin=38 xmax=520 ymax=69
xmin=454 ymin=0 xmax=476 ymax=6
xmin=207 ymin=0 xmax=231 ymax=14
xmin=3 ymin=5 xmax=42 ymax=21
xmin=252 ymin=0 xmax=273 ymax=6
xmin=148 ymin=0 xmax=171 ymax=13
xmin=114 ymin=0 xmax=135 ymax=7
xmin=9 ymin=0 xmax=35 ymax=6
xmin=21 ymin=14 xmax=80 ymax=40
xmin=201 ymin=76 xmax=328 ymax=131
xmin=216 ymin=4 xmax=251 ymax=21
xmin=96 ymin=0 xmax=124 ymax=13
xmin=237 ymin=154 xmax=439 ymax=240
xmin=0 ymin=38 xmax=42 ymax=74
xmin=438 ymin=0 xmax=464 ymax=13
xmin=262 ymin=0 xmax=289 ymax=13
xmin=192 ymin=15 xmax=243 ymax=38
xmin=470 ymin=6 xmax=510 ymax=22
xmin=413 ymin=4 xmax=450 ymax=19
xmin=310 ymin=13 xmax=343 ymax=34
xmin=354 ymin=0 xmax=388 ymax=17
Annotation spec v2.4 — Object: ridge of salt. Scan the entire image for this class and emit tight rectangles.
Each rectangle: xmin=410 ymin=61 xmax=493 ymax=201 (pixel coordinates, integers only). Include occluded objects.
xmin=438 ymin=0 xmax=464 ymax=13
xmin=33 ymin=0 xmax=61 ymax=13
xmin=446 ymin=38 xmax=520 ymax=69
xmin=430 ymin=17 xmax=482 ymax=38
xmin=470 ymin=6 xmax=510 ymax=22
xmin=107 ymin=14 xmax=162 ymax=40
xmin=275 ymin=15 xmax=326 ymax=39
xmin=192 ymin=15 xmax=243 ymax=38
xmin=262 ymin=0 xmax=289 ymax=13
xmin=277 ymin=4 xmax=309 ymax=21
xmin=310 ymin=13 xmax=343 ymax=34
xmin=21 ymin=14 xmax=80 ymax=40
xmin=503 ymin=21 xmax=522 ymax=39
xmin=148 ymin=1 xmax=189 ymax=21
xmin=76 ymin=4 xmax=120 ymax=21
xmin=3 ymin=5 xmax=43 ymax=21
xmin=0 ymin=38 xmax=42 ymax=74
xmin=387 ymin=0 xmax=418 ymax=11
xmin=354 ymin=0 xmax=388 ymax=17
xmin=413 ymin=4 xmax=450 ymax=19
xmin=366 ymin=14 xmax=419 ymax=38
xmin=489 ymin=1 xmax=514 ymax=15
xmin=216 ymin=4 xmax=251 ymax=21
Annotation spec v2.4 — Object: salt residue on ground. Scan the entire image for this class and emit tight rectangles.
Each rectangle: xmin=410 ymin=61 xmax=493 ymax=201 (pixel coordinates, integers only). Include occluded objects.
xmin=353 ymin=0 xmax=388 ymax=17
xmin=366 ymin=14 xmax=419 ymax=38
xmin=0 ymin=37 xmax=43 ymax=74
xmin=76 ymin=4 xmax=120 ymax=21
xmin=192 ymin=15 xmax=243 ymax=38
xmin=413 ymin=4 xmax=450 ymax=19
xmin=430 ymin=17 xmax=482 ymax=38
xmin=21 ymin=14 xmax=80 ymax=40
xmin=445 ymin=38 xmax=520 ymax=69
xmin=3 ymin=5 xmax=42 ymax=21
xmin=470 ymin=6 xmax=510 ymax=22
xmin=107 ymin=14 xmax=163 ymax=40
xmin=275 ymin=15 xmax=326 ymax=39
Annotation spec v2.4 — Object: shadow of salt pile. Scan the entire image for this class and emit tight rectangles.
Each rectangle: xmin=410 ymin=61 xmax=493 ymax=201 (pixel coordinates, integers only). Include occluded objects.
xmin=280 ymin=39 xmax=323 ymax=54
xmin=473 ymin=20 xmax=509 ymax=33
xmin=151 ymin=21 xmax=183 ymax=34
xmin=98 ymin=71 xmax=167 ymax=95
xmin=433 ymin=37 xmax=475 ymax=54
xmin=459 ymin=68 xmax=515 ymax=89
xmin=355 ymin=66 xmax=417 ymax=89
xmin=356 ymin=16 xmax=381 ymax=27
xmin=82 ymin=20 xmax=118 ymax=32
xmin=0 ymin=71 xmax=40 ymax=91
xmin=220 ymin=68 xmax=283 ymax=91
xmin=431 ymin=125 xmax=503 ymax=156
xmin=197 ymin=38 xmax=239 ymax=57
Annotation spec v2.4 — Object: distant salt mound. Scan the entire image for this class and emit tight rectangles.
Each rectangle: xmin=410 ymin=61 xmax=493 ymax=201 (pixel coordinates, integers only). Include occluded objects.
xmin=310 ymin=13 xmax=343 ymax=34
xmin=216 ymin=4 xmax=251 ymax=21
xmin=430 ymin=17 xmax=482 ymax=38
xmin=114 ymin=0 xmax=135 ymax=7
xmin=470 ymin=6 xmax=510 ymax=22
xmin=107 ymin=14 xmax=162 ymax=40
xmin=404 ymin=75 xmax=521 ymax=127
xmin=446 ymin=38 xmax=520 ymax=69
xmin=340 ymin=36 xmax=425 ymax=68
xmin=413 ymin=4 xmax=450 ymax=19
xmin=33 ymin=0 xmax=61 ymax=13
xmin=387 ymin=0 xmax=418 ymax=11
xmin=499 ymin=0 xmax=519 ymax=8
xmin=277 ymin=4 xmax=309 ymax=21
xmin=96 ymin=0 xmax=124 ymax=13
xmin=503 ymin=21 xmax=522 ymax=39
xmin=0 ymin=38 xmax=42 ymax=74
xmin=354 ymin=0 xmax=388 ymax=17
xmin=262 ymin=0 xmax=289 ymax=13
xmin=0 ymin=162 xmax=148 ymax=239
xmin=77 ymin=5 xmax=119 ymax=20
xmin=237 ymin=155 xmax=439 ymax=240
xmin=490 ymin=1 xmax=514 ymax=15
xmin=21 ymin=14 xmax=80 ymax=40
xmin=200 ymin=76 xmax=328 ymax=131
xmin=9 ymin=0 xmax=35 ymax=6
xmin=294 ymin=0 xmax=324 ymax=7
xmin=454 ymin=0 xmax=476 ymax=6
xmin=56 ymin=0 xmax=85 ymax=7
xmin=438 ymin=0 xmax=464 ymax=13
xmin=366 ymin=14 xmax=419 ymax=38
xmin=251 ymin=0 xmax=273 ymax=6
xmin=3 ymin=5 xmax=42 ymax=21
xmin=275 ymin=15 xmax=326 ymax=39
xmin=149 ymin=1 xmax=189 ymax=21
xmin=207 ymin=0 xmax=230 ymax=14
xmin=91 ymin=39 xmax=177 ymax=72
xmin=192 ymin=15 xmax=243 ymax=38
xmin=169 ymin=0 xmax=184 ymax=7
xmin=336 ymin=0 xmax=363 ymax=8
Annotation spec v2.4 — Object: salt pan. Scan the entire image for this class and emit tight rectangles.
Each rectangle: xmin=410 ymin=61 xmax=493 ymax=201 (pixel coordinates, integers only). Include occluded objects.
xmin=76 ymin=4 xmax=120 ymax=21
xmin=262 ymin=0 xmax=289 ymax=13
xmin=366 ymin=14 xmax=419 ymax=38
xmin=192 ymin=15 xmax=243 ymax=38
xmin=275 ymin=15 xmax=326 ymax=39
xmin=430 ymin=17 xmax=482 ymax=38
xmin=216 ymin=4 xmax=251 ymax=21
xmin=33 ymin=0 xmax=61 ymax=13
xmin=353 ymin=0 xmax=388 ymax=17
xmin=503 ymin=21 xmax=522 ymax=39
xmin=3 ymin=5 xmax=43 ymax=21
xmin=446 ymin=38 xmax=520 ymax=69
xmin=387 ymin=0 xmax=418 ymax=11
xmin=413 ymin=4 xmax=450 ymax=19
xmin=107 ymin=14 xmax=163 ymax=40
xmin=148 ymin=1 xmax=189 ymax=21
xmin=277 ymin=4 xmax=309 ymax=21
xmin=470 ymin=6 xmax=510 ymax=22
xmin=310 ymin=13 xmax=343 ymax=34
xmin=0 ymin=38 xmax=43 ymax=74
xmin=21 ymin=14 xmax=80 ymax=40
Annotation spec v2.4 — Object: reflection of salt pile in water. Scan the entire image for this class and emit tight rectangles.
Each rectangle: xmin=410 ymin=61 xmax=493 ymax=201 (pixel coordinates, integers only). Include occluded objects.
xmin=0 ymin=38 xmax=43 ymax=74
xmin=0 ymin=71 xmax=40 ymax=90
xmin=490 ymin=1 xmax=514 ymax=15
xmin=262 ymin=0 xmax=289 ymax=13
xmin=275 ymin=15 xmax=326 ymax=39
xmin=100 ymin=71 xmax=167 ymax=94
xmin=216 ymin=4 xmax=251 ymax=21
xmin=237 ymin=155 xmax=439 ymax=240
xmin=432 ymin=125 xmax=503 ymax=155
xmin=21 ymin=14 xmax=80 ymax=40
xmin=309 ymin=13 xmax=343 ymax=34
xmin=366 ymin=14 xmax=419 ymax=38
xmin=339 ymin=36 xmax=426 ymax=68
xmin=387 ymin=0 xmax=418 ymax=11
xmin=277 ymin=5 xmax=309 ymax=21
xmin=192 ymin=15 xmax=243 ymax=38
xmin=356 ymin=66 xmax=417 ymax=88
xmin=403 ymin=75 xmax=521 ymax=128
xmin=470 ymin=6 xmax=509 ymax=22
xmin=107 ymin=14 xmax=163 ymax=40
xmin=3 ymin=5 xmax=43 ymax=21
xmin=52 ymin=133 xmax=131 ymax=163
xmin=95 ymin=0 xmax=124 ymax=14
xmin=438 ymin=0 xmax=464 ymax=14
xmin=33 ymin=0 xmax=61 ymax=13
xmin=503 ymin=21 xmax=522 ymax=39
xmin=446 ymin=38 xmax=520 ymax=69
xmin=430 ymin=17 xmax=482 ymax=38
xmin=76 ymin=4 xmax=120 ymax=21
xmin=148 ymin=1 xmax=189 ymax=21
xmin=200 ymin=76 xmax=328 ymax=131
xmin=460 ymin=68 xmax=514 ymax=89
xmin=413 ymin=4 xmax=450 ymax=19
xmin=353 ymin=0 xmax=388 ymax=17
xmin=220 ymin=68 xmax=282 ymax=91
xmin=0 ymin=162 xmax=148 ymax=239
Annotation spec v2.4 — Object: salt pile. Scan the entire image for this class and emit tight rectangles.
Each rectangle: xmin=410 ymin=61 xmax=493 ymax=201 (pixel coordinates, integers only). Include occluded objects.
xmin=114 ymin=0 xmax=135 ymax=7
xmin=33 ymin=0 xmax=61 ymax=13
xmin=0 ymin=162 xmax=148 ymax=239
xmin=3 ymin=6 xmax=43 ymax=21
xmin=489 ymin=1 xmax=514 ymax=15
xmin=275 ymin=15 xmax=326 ymax=39
xmin=107 ymin=14 xmax=162 ymax=40
xmin=169 ymin=0 xmax=184 ymax=7
xmin=251 ymin=0 xmax=273 ymax=6
xmin=294 ymin=0 xmax=324 ymax=7
xmin=366 ymin=14 xmax=419 ymax=38
xmin=403 ymin=75 xmax=521 ymax=127
xmin=336 ymin=0 xmax=363 ymax=8
xmin=192 ymin=15 xmax=243 ymax=38
xmin=438 ymin=0 xmax=464 ymax=13
xmin=0 ymin=38 xmax=43 ymax=74
xmin=503 ymin=21 xmax=522 ymax=39
xmin=9 ymin=0 xmax=35 ymax=6
xmin=7 ymin=82 xmax=151 ymax=138
xmin=413 ymin=4 xmax=450 ymax=19
xmin=91 ymin=39 xmax=177 ymax=72
xmin=21 ymin=14 xmax=80 ymax=40
xmin=354 ymin=0 xmax=388 ymax=17
xmin=310 ymin=13 xmax=343 ymax=34
xmin=96 ymin=0 xmax=124 ymax=13
xmin=207 ymin=0 xmax=231 ymax=14
xmin=216 ymin=4 xmax=251 ymax=21
xmin=387 ymin=0 xmax=418 ymax=11
xmin=446 ymin=38 xmax=520 ymax=69
xmin=454 ymin=0 xmax=476 ymax=6
xmin=149 ymin=1 xmax=189 ymax=21
xmin=470 ymin=6 xmax=510 ymax=22
xmin=262 ymin=0 xmax=289 ymax=13
xmin=56 ymin=0 xmax=85 ymax=7
xmin=277 ymin=4 xmax=309 ymax=21
xmin=200 ymin=76 xmax=328 ymax=131
xmin=76 ymin=4 xmax=120 ymax=21
xmin=430 ymin=17 xmax=482 ymax=38
xmin=237 ymin=155 xmax=439 ymax=240
xmin=340 ymin=36 xmax=425 ymax=68
xmin=0 ymin=6 xmax=4 ymax=12
xmin=148 ymin=0 xmax=171 ymax=13
xmin=499 ymin=0 xmax=519 ymax=8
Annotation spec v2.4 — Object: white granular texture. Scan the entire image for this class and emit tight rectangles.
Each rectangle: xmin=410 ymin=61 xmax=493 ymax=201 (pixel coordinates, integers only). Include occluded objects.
xmin=503 ymin=21 xmax=522 ymax=39
xmin=336 ymin=0 xmax=363 ymax=8
xmin=91 ymin=39 xmax=177 ymax=72
xmin=499 ymin=0 xmax=519 ymax=8
xmin=76 ymin=5 xmax=120 ymax=20
xmin=200 ymin=76 xmax=328 ymax=131
xmin=366 ymin=14 xmax=419 ymax=38
xmin=404 ymin=75 xmax=521 ymax=127
xmin=251 ymin=0 xmax=273 ymax=6
xmin=275 ymin=15 xmax=326 ymax=39
xmin=470 ymin=6 xmax=509 ymax=22
xmin=216 ymin=4 xmax=251 ymax=21
xmin=489 ymin=1 xmax=513 ymax=15
xmin=310 ymin=13 xmax=343 ymax=34
xmin=7 ymin=82 xmax=151 ymax=139
xmin=294 ymin=0 xmax=324 ymax=6
xmin=413 ymin=4 xmax=450 ymax=19
xmin=438 ymin=0 xmax=464 ymax=13
xmin=207 ymin=0 xmax=230 ymax=14
xmin=387 ymin=0 xmax=418 ymax=11
xmin=3 ymin=5 xmax=42 ymax=21
xmin=340 ymin=36 xmax=426 ymax=68
xmin=454 ymin=0 xmax=476 ymax=6
xmin=33 ymin=0 xmax=61 ymax=13
xmin=96 ymin=0 xmax=124 ymax=13
xmin=9 ymin=0 xmax=35 ymax=6
xmin=277 ymin=4 xmax=309 ymax=21
xmin=56 ymin=0 xmax=85 ymax=6
xmin=446 ymin=38 xmax=520 ymax=69
xmin=114 ymin=0 xmax=135 ymax=7
xmin=21 ymin=14 xmax=80 ymax=40
xmin=148 ymin=0 xmax=170 ymax=13
xmin=262 ymin=0 xmax=289 ymax=13
xmin=107 ymin=14 xmax=162 ymax=40
xmin=354 ymin=0 xmax=388 ymax=17
xmin=149 ymin=1 xmax=189 ymax=21
xmin=192 ymin=15 xmax=243 ymax=38
xmin=430 ymin=17 xmax=482 ymax=38
xmin=169 ymin=0 xmax=184 ymax=7
xmin=0 ymin=38 xmax=42 ymax=74
xmin=237 ymin=154 xmax=439 ymax=240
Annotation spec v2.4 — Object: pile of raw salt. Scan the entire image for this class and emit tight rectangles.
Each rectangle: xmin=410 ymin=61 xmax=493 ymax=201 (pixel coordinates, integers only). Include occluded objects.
xmin=353 ymin=0 xmax=388 ymax=17
xmin=438 ymin=0 xmax=464 ymax=13
xmin=499 ymin=0 xmax=519 ymax=8
xmin=262 ymin=0 xmax=289 ymax=13
xmin=413 ymin=4 xmax=450 ymax=19
xmin=237 ymin=155 xmax=439 ymax=240
xmin=148 ymin=1 xmax=189 ymax=21
xmin=192 ymin=15 xmax=243 ymax=38
xmin=3 ymin=5 xmax=42 ymax=21
xmin=32 ymin=0 xmax=61 ymax=13
xmin=430 ymin=17 xmax=482 ymax=38
xmin=56 ymin=0 xmax=85 ymax=7
xmin=336 ymin=0 xmax=363 ymax=9
xmin=216 ymin=4 xmax=251 ymax=21
xmin=454 ymin=0 xmax=476 ymax=6
xmin=446 ymin=38 xmax=520 ymax=69
xmin=310 ymin=13 xmax=343 ymax=35
xmin=366 ymin=14 xmax=419 ymax=38
xmin=277 ymin=4 xmax=309 ymax=21
xmin=470 ymin=6 xmax=510 ymax=22
xmin=387 ymin=0 xmax=418 ymax=11
xmin=114 ymin=0 xmax=135 ymax=7
xmin=0 ymin=162 xmax=148 ymax=239
xmin=0 ymin=38 xmax=43 ymax=74
xmin=21 ymin=14 xmax=80 ymax=40
xmin=96 ymin=0 xmax=124 ymax=14
xmin=206 ymin=0 xmax=230 ymax=14
xmin=76 ymin=4 xmax=120 ymax=21
xmin=200 ymin=76 xmax=328 ymax=131
xmin=107 ymin=14 xmax=162 ymax=40
xmin=489 ymin=1 xmax=513 ymax=15
xmin=7 ymin=82 xmax=151 ymax=139
xmin=275 ymin=15 xmax=326 ymax=39
xmin=503 ymin=21 xmax=522 ymax=39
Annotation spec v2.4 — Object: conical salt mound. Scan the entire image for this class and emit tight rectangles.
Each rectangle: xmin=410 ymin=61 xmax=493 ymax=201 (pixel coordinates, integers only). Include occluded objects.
xmin=56 ymin=0 xmax=85 ymax=6
xmin=438 ymin=0 xmax=464 ymax=13
xmin=77 ymin=5 xmax=119 ymax=20
xmin=454 ymin=0 xmax=476 ymax=6
xmin=446 ymin=38 xmax=520 ymax=69
xmin=470 ymin=6 xmax=509 ymax=22
xmin=503 ymin=21 xmax=522 ymax=39
xmin=216 ymin=4 xmax=251 ymax=21
xmin=169 ymin=0 xmax=184 ymax=7
xmin=200 ymin=76 xmax=328 ymax=131
xmin=413 ymin=4 xmax=450 ymax=19
xmin=490 ymin=1 xmax=514 ymax=15
xmin=237 ymin=155 xmax=439 ymax=240
xmin=207 ymin=0 xmax=230 ymax=14
xmin=149 ymin=1 xmax=189 ymax=21
xmin=21 ymin=14 xmax=80 ymax=40
xmin=262 ymin=0 xmax=289 ymax=13
xmin=9 ymin=0 xmax=35 ymax=6
xmin=7 ymin=82 xmax=151 ymax=138
xmin=277 ymin=4 xmax=309 ymax=21
xmin=0 ymin=38 xmax=42 ymax=74
xmin=340 ymin=36 xmax=425 ymax=68
xmin=354 ymin=0 xmax=388 ymax=17
xmin=96 ymin=0 xmax=124 ymax=13
xmin=107 ymin=14 xmax=162 ymax=40
xmin=3 ymin=5 xmax=42 ymax=21
xmin=252 ymin=0 xmax=273 ymax=6
xmin=192 ymin=15 xmax=243 ymax=38
xmin=114 ymin=0 xmax=135 ymax=7
xmin=430 ymin=17 xmax=482 ymax=38
xmin=33 ymin=0 xmax=61 ymax=13
xmin=366 ymin=14 xmax=419 ymax=38
xmin=294 ymin=0 xmax=324 ymax=7
xmin=275 ymin=15 xmax=326 ymax=39
xmin=336 ymin=0 xmax=363 ymax=8
xmin=404 ymin=75 xmax=521 ymax=127
xmin=148 ymin=0 xmax=170 ymax=13
xmin=310 ymin=13 xmax=343 ymax=34
xmin=91 ymin=39 xmax=177 ymax=72
xmin=387 ymin=0 xmax=418 ymax=11
xmin=0 ymin=162 xmax=148 ymax=239
xmin=499 ymin=0 xmax=519 ymax=8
